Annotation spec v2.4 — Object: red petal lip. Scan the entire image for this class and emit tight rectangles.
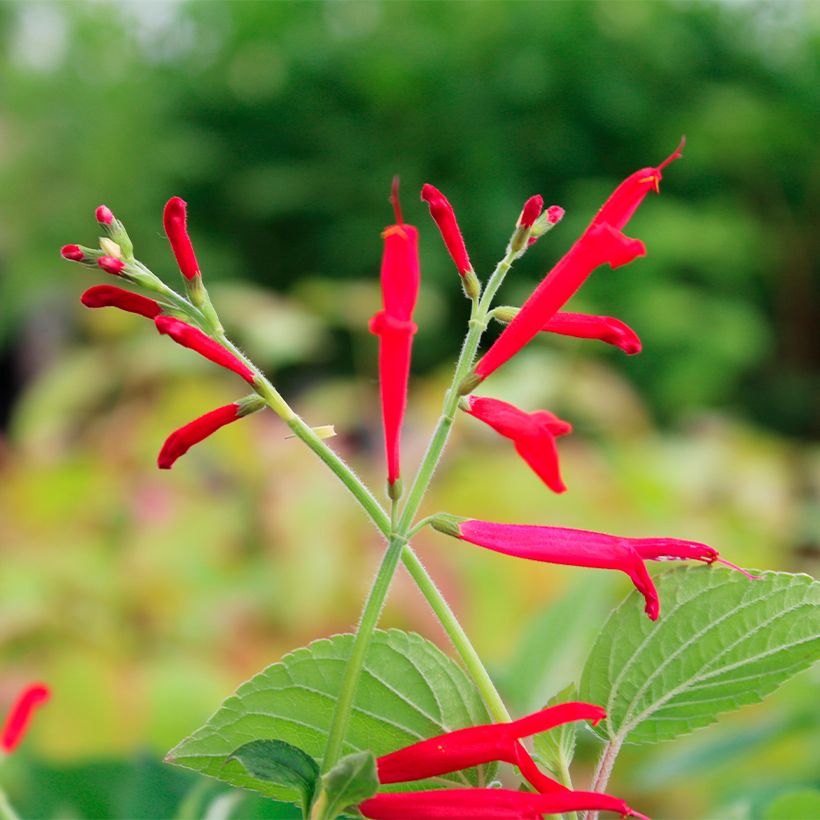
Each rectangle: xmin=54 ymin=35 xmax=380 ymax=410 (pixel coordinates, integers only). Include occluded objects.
xmin=421 ymin=183 xmax=473 ymax=276
xmin=163 ymin=196 xmax=200 ymax=280
xmin=154 ymin=316 xmax=256 ymax=384
xmin=1 ymin=683 xmax=50 ymax=754
xmin=541 ymin=312 xmax=642 ymax=355
xmin=81 ymin=285 xmax=161 ymax=319
xmin=158 ymin=403 xmax=241 ymax=469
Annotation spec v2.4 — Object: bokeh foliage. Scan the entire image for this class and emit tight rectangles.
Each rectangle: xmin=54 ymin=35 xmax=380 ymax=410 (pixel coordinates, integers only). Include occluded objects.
xmin=0 ymin=1 xmax=818 ymax=819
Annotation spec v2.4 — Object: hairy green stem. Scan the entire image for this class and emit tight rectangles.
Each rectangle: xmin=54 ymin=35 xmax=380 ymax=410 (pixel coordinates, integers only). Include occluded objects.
xmin=584 ymin=738 xmax=623 ymax=820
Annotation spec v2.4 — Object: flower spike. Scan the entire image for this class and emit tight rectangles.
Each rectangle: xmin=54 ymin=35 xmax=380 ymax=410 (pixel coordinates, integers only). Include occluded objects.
xmin=155 ymin=316 xmax=256 ymax=384
xmin=81 ymin=285 xmax=161 ymax=319
xmin=463 ymin=396 xmax=570 ymax=493
xmin=360 ymin=788 xmax=649 ymax=820
xmin=1 ymin=683 xmax=50 ymax=754
xmin=433 ymin=518 xmax=757 ymax=620
xmin=370 ymin=179 xmax=420 ymax=493
xmin=163 ymin=196 xmax=200 ymax=281
xmin=377 ymin=702 xmax=605 ymax=791
xmin=473 ymin=223 xmax=645 ymax=383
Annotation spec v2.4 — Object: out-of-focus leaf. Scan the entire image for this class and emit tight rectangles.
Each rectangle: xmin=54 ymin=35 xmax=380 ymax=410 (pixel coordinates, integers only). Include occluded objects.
xmin=580 ymin=568 xmax=820 ymax=745
xmin=764 ymin=789 xmax=820 ymax=819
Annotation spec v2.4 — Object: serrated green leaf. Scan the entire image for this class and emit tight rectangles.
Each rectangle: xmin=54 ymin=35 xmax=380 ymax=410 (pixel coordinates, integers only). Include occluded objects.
xmin=229 ymin=740 xmax=319 ymax=816
xmin=167 ymin=629 xmax=494 ymax=803
xmin=580 ymin=568 xmax=820 ymax=746
xmin=532 ymin=683 xmax=578 ymax=784
xmin=313 ymin=751 xmax=378 ymax=820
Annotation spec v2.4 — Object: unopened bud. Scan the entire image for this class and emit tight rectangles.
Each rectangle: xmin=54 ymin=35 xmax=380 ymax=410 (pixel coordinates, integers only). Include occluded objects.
xmin=461 ymin=269 xmax=481 ymax=301
xmin=95 ymin=205 xmax=114 ymax=225
xmin=99 ymin=237 xmax=122 ymax=258
xmin=517 ymin=195 xmax=543 ymax=229
xmin=61 ymin=244 xmax=85 ymax=262
xmin=528 ymin=205 xmax=565 ymax=246
xmin=429 ymin=513 xmax=465 ymax=538
xmin=491 ymin=305 xmax=519 ymax=324
xmin=98 ymin=256 xmax=126 ymax=275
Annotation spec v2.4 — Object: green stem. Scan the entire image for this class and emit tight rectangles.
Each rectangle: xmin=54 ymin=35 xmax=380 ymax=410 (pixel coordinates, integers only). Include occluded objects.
xmin=321 ymin=533 xmax=407 ymax=772
xmin=0 ymin=786 xmax=19 ymax=820
xmin=401 ymin=546 xmax=511 ymax=722
xmin=583 ymin=738 xmax=623 ymax=820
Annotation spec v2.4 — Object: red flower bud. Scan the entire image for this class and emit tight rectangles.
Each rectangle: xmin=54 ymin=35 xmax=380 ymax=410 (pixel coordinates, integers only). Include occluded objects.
xmin=158 ymin=403 xmax=242 ymax=469
xmin=464 ymin=396 xmax=570 ymax=493
xmin=163 ymin=196 xmax=200 ymax=280
xmin=98 ymin=256 xmax=126 ymax=275
xmin=442 ymin=519 xmax=758 ymax=620
xmin=546 ymin=205 xmax=565 ymax=224
xmin=61 ymin=244 xmax=85 ymax=262
xmin=1 ymin=683 xmax=50 ymax=754
xmin=517 ymin=195 xmax=543 ymax=229
xmin=95 ymin=205 xmax=114 ymax=225
xmin=154 ymin=316 xmax=256 ymax=384
xmin=80 ymin=285 xmax=161 ymax=319
xmin=420 ymin=183 xmax=473 ymax=277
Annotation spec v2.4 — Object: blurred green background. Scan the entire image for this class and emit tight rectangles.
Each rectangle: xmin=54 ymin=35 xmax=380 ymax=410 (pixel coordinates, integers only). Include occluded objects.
xmin=0 ymin=1 xmax=817 ymax=818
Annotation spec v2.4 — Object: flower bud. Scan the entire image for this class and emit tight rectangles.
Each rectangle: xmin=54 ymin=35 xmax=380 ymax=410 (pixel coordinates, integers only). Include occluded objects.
xmin=95 ymin=205 xmax=114 ymax=225
xmin=98 ymin=256 xmax=126 ymax=275
xmin=163 ymin=196 xmax=200 ymax=281
xmin=80 ymin=285 xmax=161 ymax=319
xmin=61 ymin=244 xmax=85 ymax=262
xmin=517 ymin=195 xmax=543 ymax=229
xmin=527 ymin=205 xmax=565 ymax=246
xmin=99 ymin=237 xmax=122 ymax=258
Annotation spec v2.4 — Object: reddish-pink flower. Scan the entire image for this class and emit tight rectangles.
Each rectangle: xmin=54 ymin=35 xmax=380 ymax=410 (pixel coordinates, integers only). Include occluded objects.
xmin=158 ymin=403 xmax=242 ymax=469
xmin=95 ymin=205 xmax=114 ymax=225
xmin=517 ymin=195 xmax=544 ymax=229
xmin=463 ymin=396 xmax=570 ymax=493
xmin=474 ymin=223 xmax=644 ymax=382
xmin=155 ymin=316 xmax=256 ymax=384
xmin=421 ymin=183 xmax=473 ymax=277
xmin=1 ymin=683 xmax=50 ymax=754
xmin=435 ymin=518 xmax=757 ymax=620
xmin=542 ymin=311 xmax=641 ymax=355
xmin=377 ymin=702 xmax=604 ymax=793
xmin=61 ymin=244 xmax=85 ymax=261
xmin=81 ymin=285 xmax=161 ymax=319
xmin=527 ymin=205 xmax=566 ymax=247
xmin=163 ymin=196 xmax=200 ymax=281
xmin=360 ymin=788 xmax=648 ymax=820
xmin=591 ymin=138 xmax=685 ymax=232
xmin=369 ymin=182 xmax=420 ymax=488
xmin=98 ymin=255 xmax=125 ymax=275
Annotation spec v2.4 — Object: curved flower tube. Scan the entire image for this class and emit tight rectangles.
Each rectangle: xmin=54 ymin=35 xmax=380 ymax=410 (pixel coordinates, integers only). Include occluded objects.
xmin=163 ymin=196 xmax=200 ymax=281
xmin=81 ymin=285 xmax=161 ymax=319
xmin=420 ymin=183 xmax=473 ymax=278
xmin=1 ymin=683 xmax=50 ymax=754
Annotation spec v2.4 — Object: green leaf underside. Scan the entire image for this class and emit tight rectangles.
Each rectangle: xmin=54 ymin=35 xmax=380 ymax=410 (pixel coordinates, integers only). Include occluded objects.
xmin=167 ymin=629 xmax=494 ymax=803
xmin=580 ymin=567 xmax=820 ymax=746
xmin=533 ymin=683 xmax=578 ymax=780
xmin=316 ymin=751 xmax=379 ymax=820
xmin=230 ymin=740 xmax=319 ymax=815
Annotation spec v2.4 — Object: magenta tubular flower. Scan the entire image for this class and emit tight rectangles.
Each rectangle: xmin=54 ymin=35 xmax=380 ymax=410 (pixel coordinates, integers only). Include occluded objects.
xmin=155 ymin=316 xmax=256 ymax=384
xmin=463 ymin=396 xmax=571 ymax=493
xmin=369 ymin=186 xmax=420 ymax=489
xmin=1 ymin=683 xmax=50 ymax=754
xmin=158 ymin=403 xmax=242 ymax=469
xmin=542 ymin=311 xmax=641 ymax=354
xmin=517 ymin=195 xmax=544 ymax=229
xmin=475 ymin=223 xmax=645 ymax=381
xmin=95 ymin=205 xmax=114 ymax=225
xmin=163 ymin=196 xmax=200 ymax=280
xmin=61 ymin=244 xmax=85 ymax=261
xmin=420 ymin=183 xmax=473 ymax=277
xmin=360 ymin=788 xmax=649 ymax=820
xmin=377 ymin=702 xmax=604 ymax=792
xmin=439 ymin=519 xmax=757 ymax=620
xmin=80 ymin=285 xmax=161 ymax=319
xmin=591 ymin=138 xmax=685 ymax=232
xmin=97 ymin=255 xmax=126 ymax=275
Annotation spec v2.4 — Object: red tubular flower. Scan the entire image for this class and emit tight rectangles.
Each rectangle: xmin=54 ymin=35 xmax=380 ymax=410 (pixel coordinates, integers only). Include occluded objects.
xmin=437 ymin=518 xmax=758 ymax=620
xmin=517 ymin=195 xmax=543 ymax=229
xmin=95 ymin=205 xmax=114 ymax=224
xmin=463 ymin=396 xmax=570 ymax=493
xmin=98 ymin=255 xmax=126 ymax=275
xmin=542 ymin=311 xmax=642 ymax=354
xmin=61 ymin=244 xmax=85 ymax=261
xmin=360 ymin=788 xmax=649 ymax=820
xmin=163 ymin=196 xmax=200 ymax=280
xmin=591 ymin=138 xmax=685 ymax=232
xmin=377 ymin=702 xmax=604 ymax=792
xmin=474 ymin=223 xmax=645 ymax=382
xmin=155 ymin=316 xmax=256 ymax=384
xmin=369 ymin=181 xmax=420 ymax=489
xmin=80 ymin=285 xmax=161 ymax=319
xmin=158 ymin=403 xmax=242 ymax=469
xmin=420 ymin=183 xmax=473 ymax=277
xmin=1 ymin=683 xmax=50 ymax=754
